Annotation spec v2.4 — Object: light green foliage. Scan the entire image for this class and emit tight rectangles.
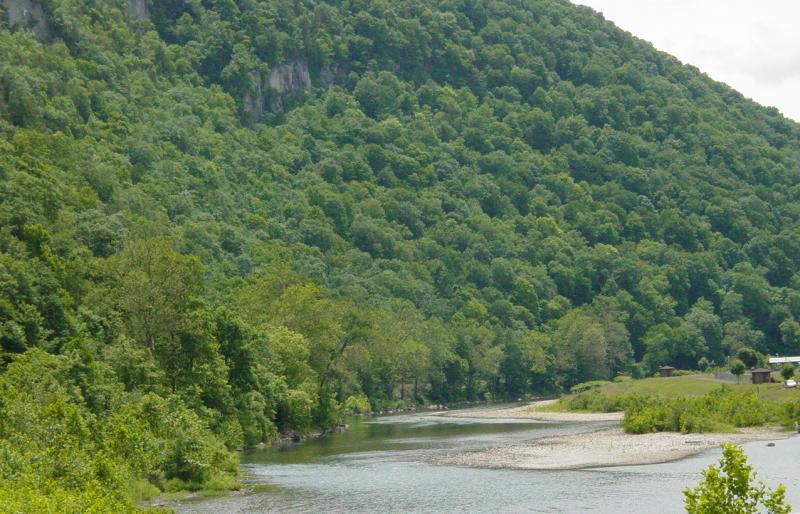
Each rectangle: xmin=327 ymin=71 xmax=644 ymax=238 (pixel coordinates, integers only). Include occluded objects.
xmin=568 ymin=373 xmax=800 ymax=404
xmin=344 ymin=394 xmax=372 ymax=414
xmin=731 ymin=360 xmax=746 ymax=383
xmin=1 ymin=0 xmax=800 ymax=508
xmin=684 ymin=444 xmax=791 ymax=514
xmin=619 ymin=388 xmax=787 ymax=434
xmin=561 ymin=386 xmax=793 ymax=434
xmin=0 ymin=350 xmax=236 ymax=510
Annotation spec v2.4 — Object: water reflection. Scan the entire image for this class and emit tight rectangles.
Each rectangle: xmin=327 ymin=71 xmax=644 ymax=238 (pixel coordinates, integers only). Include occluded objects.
xmin=178 ymin=411 xmax=800 ymax=514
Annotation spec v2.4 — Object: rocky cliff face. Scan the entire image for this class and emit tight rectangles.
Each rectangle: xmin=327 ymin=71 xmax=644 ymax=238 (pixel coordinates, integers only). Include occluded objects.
xmin=2 ymin=0 xmax=147 ymax=41
xmin=2 ymin=0 xmax=51 ymax=41
xmin=242 ymin=72 xmax=267 ymax=124
xmin=263 ymin=60 xmax=313 ymax=113
xmin=267 ymin=60 xmax=312 ymax=95
xmin=242 ymin=60 xmax=341 ymax=120
xmin=127 ymin=0 xmax=147 ymax=20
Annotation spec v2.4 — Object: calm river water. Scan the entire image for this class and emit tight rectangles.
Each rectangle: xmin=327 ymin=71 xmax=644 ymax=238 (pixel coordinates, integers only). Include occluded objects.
xmin=178 ymin=408 xmax=800 ymax=513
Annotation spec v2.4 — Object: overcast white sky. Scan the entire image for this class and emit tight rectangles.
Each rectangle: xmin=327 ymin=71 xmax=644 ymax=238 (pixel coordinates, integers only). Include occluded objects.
xmin=570 ymin=0 xmax=800 ymax=122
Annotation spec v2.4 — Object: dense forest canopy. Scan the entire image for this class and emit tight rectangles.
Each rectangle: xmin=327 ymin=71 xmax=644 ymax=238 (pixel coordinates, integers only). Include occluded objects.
xmin=1 ymin=0 xmax=800 ymax=509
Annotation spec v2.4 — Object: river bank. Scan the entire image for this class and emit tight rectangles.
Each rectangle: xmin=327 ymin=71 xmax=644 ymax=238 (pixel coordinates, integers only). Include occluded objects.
xmin=174 ymin=409 xmax=800 ymax=514
xmin=438 ymin=401 xmax=791 ymax=470
xmin=438 ymin=399 xmax=623 ymax=422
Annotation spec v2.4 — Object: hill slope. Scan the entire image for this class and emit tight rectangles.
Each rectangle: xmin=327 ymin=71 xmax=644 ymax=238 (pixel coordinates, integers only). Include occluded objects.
xmin=1 ymin=0 xmax=800 ymax=508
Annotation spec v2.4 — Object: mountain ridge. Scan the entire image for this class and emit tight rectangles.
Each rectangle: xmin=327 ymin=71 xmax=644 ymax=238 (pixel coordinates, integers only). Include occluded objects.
xmin=1 ymin=0 xmax=800 ymax=509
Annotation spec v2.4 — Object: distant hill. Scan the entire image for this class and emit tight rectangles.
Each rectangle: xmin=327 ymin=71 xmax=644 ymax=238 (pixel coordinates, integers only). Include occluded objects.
xmin=1 ymin=0 xmax=799 ymax=508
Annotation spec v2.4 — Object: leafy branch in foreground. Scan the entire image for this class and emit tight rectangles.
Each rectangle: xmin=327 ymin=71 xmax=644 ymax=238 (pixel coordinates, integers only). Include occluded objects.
xmin=684 ymin=443 xmax=790 ymax=514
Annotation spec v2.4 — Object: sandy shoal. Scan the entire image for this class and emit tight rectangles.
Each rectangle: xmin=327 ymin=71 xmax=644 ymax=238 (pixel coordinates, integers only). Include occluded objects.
xmin=436 ymin=400 xmax=792 ymax=469
xmin=440 ymin=426 xmax=791 ymax=470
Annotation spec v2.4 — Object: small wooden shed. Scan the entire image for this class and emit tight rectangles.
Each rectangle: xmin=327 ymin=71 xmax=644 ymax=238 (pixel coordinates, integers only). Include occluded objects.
xmin=659 ymin=366 xmax=676 ymax=377
xmin=751 ymin=368 xmax=772 ymax=384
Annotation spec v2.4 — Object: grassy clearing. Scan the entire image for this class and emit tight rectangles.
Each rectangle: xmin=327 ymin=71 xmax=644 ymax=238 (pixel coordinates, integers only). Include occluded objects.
xmin=554 ymin=373 xmax=800 ymax=434
xmin=592 ymin=373 xmax=800 ymax=404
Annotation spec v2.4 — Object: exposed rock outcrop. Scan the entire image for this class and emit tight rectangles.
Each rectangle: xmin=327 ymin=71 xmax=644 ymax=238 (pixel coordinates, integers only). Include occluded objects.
xmin=127 ymin=0 xmax=147 ymax=20
xmin=243 ymin=60 xmax=318 ymax=119
xmin=267 ymin=60 xmax=312 ymax=94
xmin=263 ymin=60 xmax=310 ymax=113
xmin=242 ymin=60 xmax=342 ymax=119
xmin=2 ymin=0 xmax=51 ymax=41
xmin=242 ymin=71 xmax=267 ymax=124
xmin=2 ymin=0 xmax=147 ymax=43
xmin=319 ymin=64 xmax=340 ymax=87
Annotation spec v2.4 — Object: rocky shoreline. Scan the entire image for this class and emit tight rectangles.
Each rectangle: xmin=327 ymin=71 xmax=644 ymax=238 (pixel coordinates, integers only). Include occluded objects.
xmin=270 ymin=423 xmax=350 ymax=445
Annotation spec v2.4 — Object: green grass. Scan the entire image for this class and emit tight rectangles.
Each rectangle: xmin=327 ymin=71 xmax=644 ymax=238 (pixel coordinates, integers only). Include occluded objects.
xmin=554 ymin=373 xmax=800 ymax=434
xmin=556 ymin=376 xmax=800 ymax=434
xmin=592 ymin=373 xmax=800 ymax=404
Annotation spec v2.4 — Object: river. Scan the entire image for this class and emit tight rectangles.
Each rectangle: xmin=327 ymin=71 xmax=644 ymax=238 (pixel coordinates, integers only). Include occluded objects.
xmin=177 ymin=409 xmax=800 ymax=513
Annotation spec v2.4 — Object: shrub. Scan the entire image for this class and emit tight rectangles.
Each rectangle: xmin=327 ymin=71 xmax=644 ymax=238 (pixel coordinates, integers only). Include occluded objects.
xmin=684 ymin=444 xmax=791 ymax=514
xmin=343 ymin=394 xmax=371 ymax=414
xmin=0 ymin=353 xmax=240 ymax=510
xmin=564 ymin=386 xmax=793 ymax=434
xmin=560 ymin=390 xmax=634 ymax=412
xmin=619 ymin=387 xmax=788 ymax=434
xmin=313 ymin=388 xmax=341 ymax=428
xmin=279 ymin=388 xmax=315 ymax=431
xmin=570 ymin=380 xmax=611 ymax=394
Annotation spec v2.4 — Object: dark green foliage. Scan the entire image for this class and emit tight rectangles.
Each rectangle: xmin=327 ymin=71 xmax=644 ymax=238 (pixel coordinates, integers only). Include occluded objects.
xmin=560 ymin=390 xmax=634 ymax=413
xmin=738 ymin=348 xmax=759 ymax=368
xmin=1 ymin=0 xmax=800 ymax=509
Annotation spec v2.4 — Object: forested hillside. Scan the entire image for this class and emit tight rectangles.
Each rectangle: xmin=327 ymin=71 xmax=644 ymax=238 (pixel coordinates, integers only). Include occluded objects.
xmin=2 ymin=0 xmax=800 ymax=509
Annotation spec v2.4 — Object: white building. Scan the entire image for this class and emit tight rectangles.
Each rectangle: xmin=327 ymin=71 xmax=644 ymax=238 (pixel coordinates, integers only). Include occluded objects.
xmin=768 ymin=356 xmax=800 ymax=367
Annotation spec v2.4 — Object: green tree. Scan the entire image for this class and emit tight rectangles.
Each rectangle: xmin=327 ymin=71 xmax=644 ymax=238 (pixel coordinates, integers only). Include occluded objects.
xmin=737 ymin=348 xmax=758 ymax=369
xmin=108 ymin=237 xmax=203 ymax=354
xmin=643 ymin=321 xmax=707 ymax=372
xmin=684 ymin=444 xmax=790 ymax=514
xmin=780 ymin=364 xmax=795 ymax=382
xmin=730 ymin=359 xmax=746 ymax=383
xmin=551 ymin=308 xmax=608 ymax=385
